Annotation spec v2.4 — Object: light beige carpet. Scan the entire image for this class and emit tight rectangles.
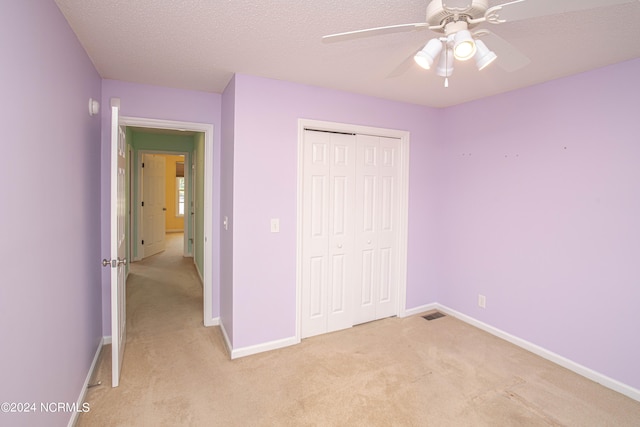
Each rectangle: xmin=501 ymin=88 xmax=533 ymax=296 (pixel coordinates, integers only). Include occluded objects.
xmin=78 ymin=234 xmax=640 ymax=426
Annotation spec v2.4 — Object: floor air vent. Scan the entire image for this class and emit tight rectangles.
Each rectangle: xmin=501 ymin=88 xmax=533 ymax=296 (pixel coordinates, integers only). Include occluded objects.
xmin=422 ymin=312 xmax=446 ymax=321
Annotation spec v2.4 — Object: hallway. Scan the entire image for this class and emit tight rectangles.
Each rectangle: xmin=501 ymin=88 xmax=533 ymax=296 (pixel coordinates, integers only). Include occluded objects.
xmin=126 ymin=233 xmax=203 ymax=343
xmin=78 ymin=233 xmax=230 ymax=425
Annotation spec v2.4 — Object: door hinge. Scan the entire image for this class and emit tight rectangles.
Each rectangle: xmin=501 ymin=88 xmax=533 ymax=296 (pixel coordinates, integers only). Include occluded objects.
xmin=142 ymin=162 xmax=145 ymax=168
xmin=142 ymin=240 xmax=144 ymax=245
xmin=141 ymin=201 xmax=144 ymax=207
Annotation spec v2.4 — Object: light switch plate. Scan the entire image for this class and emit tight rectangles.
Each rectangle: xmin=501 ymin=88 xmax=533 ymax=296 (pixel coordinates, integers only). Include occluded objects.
xmin=270 ymin=218 xmax=280 ymax=233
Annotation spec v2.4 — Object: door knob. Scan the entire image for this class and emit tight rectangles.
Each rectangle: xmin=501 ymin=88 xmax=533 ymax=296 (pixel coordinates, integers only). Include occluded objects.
xmin=337 ymin=243 xmax=343 ymax=248
xmin=162 ymin=207 xmax=167 ymax=211
xmin=367 ymin=240 xmax=372 ymax=244
xmin=117 ymin=257 xmax=127 ymax=266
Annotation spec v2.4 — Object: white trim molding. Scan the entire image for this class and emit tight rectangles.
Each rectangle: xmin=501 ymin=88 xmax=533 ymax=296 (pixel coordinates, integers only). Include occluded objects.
xmin=426 ymin=303 xmax=640 ymax=403
xmin=204 ymin=316 xmax=220 ymax=327
xmin=402 ymin=303 xmax=439 ymax=318
xmin=230 ymin=336 xmax=300 ymax=360
xmin=67 ymin=338 xmax=104 ymax=427
xmin=219 ymin=321 xmax=232 ymax=356
xmin=119 ymin=116 xmax=215 ymax=331
xmin=219 ymin=321 xmax=298 ymax=359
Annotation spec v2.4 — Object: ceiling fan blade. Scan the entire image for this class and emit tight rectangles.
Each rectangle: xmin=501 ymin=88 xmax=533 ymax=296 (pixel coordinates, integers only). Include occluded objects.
xmin=322 ymin=22 xmax=432 ymax=43
xmin=386 ymin=50 xmax=421 ymax=78
xmin=475 ymin=30 xmax=530 ymax=72
xmin=486 ymin=0 xmax=638 ymax=24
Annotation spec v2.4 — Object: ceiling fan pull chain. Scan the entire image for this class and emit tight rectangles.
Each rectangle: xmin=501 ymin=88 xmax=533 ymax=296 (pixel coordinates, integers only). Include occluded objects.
xmin=444 ymin=44 xmax=450 ymax=88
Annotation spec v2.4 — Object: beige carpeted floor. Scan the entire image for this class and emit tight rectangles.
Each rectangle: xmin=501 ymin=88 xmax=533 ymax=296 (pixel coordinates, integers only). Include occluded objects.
xmin=77 ymin=233 xmax=640 ymax=426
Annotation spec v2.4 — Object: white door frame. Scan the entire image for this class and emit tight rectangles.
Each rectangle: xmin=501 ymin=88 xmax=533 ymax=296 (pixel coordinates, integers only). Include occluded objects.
xmin=296 ymin=119 xmax=410 ymax=342
xmin=136 ymin=150 xmax=192 ymax=259
xmin=120 ymin=116 xmax=215 ymax=327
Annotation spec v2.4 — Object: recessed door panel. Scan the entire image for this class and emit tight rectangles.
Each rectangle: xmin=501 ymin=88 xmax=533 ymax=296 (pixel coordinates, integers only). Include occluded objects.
xmin=360 ymin=249 xmax=374 ymax=306
xmin=381 ymin=176 xmax=395 ymax=231
xmin=312 ymin=142 xmax=327 ymax=165
xmin=334 ymin=144 xmax=348 ymax=167
xmin=379 ymin=248 xmax=392 ymax=303
xmin=311 ymin=176 xmax=326 ymax=238
xmin=332 ymin=176 xmax=347 ymax=236
xmin=309 ymin=256 xmax=325 ymax=318
xmin=330 ymin=254 xmax=346 ymax=313
xmin=362 ymin=176 xmax=377 ymax=233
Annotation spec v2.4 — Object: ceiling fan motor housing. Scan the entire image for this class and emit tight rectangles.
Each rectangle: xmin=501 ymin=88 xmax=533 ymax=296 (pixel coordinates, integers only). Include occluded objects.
xmin=427 ymin=0 xmax=489 ymax=30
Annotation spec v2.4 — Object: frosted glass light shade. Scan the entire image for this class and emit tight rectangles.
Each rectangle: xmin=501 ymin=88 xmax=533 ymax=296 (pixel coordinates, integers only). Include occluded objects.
xmin=474 ymin=39 xmax=497 ymax=70
xmin=414 ymin=38 xmax=443 ymax=70
xmin=436 ymin=48 xmax=454 ymax=77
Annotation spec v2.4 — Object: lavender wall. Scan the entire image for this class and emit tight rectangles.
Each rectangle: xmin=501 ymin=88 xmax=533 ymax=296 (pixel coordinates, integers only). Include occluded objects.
xmin=438 ymin=58 xmax=640 ymax=390
xmin=230 ymin=74 xmax=442 ymax=348
xmin=100 ymin=80 xmax=221 ymax=335
xmin=0 ymin=2 xmax=102 ymax=426
xmin=220 ymin=76 xmax=236 ymax=344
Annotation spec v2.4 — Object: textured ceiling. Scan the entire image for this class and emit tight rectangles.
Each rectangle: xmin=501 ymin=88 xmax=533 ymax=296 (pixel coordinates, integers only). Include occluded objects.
xmin=54 ymin=0 xmax=640 ymax=108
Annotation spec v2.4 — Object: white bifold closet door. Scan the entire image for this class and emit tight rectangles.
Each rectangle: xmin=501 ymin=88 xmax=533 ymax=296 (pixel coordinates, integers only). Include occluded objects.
xmin=353 ymin=134 xmax=400 ymax=325
xmin=301 ymin=130 xmax=400 ymax=339
xmin=301 ymin=130 xmax=356 ymax=338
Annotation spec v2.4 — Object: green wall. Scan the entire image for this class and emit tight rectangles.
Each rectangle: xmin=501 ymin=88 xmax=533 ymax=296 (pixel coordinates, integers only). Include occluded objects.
xmin=130 ymin=130 xmax=195 ymax=260
xmin=194 ymin=132 xmax=205 ymax=276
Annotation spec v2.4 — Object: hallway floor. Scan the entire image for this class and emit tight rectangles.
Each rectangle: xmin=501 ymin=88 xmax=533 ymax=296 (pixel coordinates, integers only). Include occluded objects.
xmin=125 ymin=233 xmax=203 ymax=344
xmin=77 ymin=232 xmax=229 ymax=425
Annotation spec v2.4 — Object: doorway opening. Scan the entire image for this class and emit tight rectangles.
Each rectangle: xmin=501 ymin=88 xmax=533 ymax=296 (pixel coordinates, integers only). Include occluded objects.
xmin=133 ymin=150 xmax=192 ymax=262
xmin=119 ymin=116 xmax=215 ymax=327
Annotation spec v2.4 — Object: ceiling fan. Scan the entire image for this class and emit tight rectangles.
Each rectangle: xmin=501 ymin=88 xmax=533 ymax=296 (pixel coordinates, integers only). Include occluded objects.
xmin=323 ymin=0 xmax=638 ymax=86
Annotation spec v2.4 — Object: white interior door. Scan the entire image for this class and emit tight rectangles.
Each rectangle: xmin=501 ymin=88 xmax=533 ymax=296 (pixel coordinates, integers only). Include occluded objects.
xmin=142 ymin=154 xmax=166 ymax=258
xmin=354 ymin=135 xmax=400 ymax=325
xmin=301 ymin=130 xmax=356 ymax=338
xmin=110 ymin=100 xmax=127 ymax=387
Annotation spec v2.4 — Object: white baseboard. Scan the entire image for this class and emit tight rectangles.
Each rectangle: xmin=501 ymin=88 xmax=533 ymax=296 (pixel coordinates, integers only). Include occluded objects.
xmin=402 ymin=303 xmax=438 ymax=318
xmin=204 ymin=316 xmax=220 ymax=327
xmin=218 ymin=320 xmax=299 ymax=360
xmin=433 ymin=303 xmax=640 ymax=402
xmin=219 ymin=321 xmax=233 ymax=357
xmin=67 ymin=338 xmax=103 ymax=427
xmin=194 ymin=261 xmax=204 ymax=286
xmin=102 ymin=335 xmax=112 ymax=345
xmin=230 ymin=335 xmax=299 ymax=359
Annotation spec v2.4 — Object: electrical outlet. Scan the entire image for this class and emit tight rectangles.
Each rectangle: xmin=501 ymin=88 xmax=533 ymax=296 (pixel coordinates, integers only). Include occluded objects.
xmin=478 ymin=294 xmax=486 ymax=309
xmin=270 ymin=218 xmax=280 ymax=233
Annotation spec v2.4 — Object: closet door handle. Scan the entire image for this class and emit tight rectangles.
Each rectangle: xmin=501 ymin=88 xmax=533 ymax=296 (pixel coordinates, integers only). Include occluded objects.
xmin=337 ymin=243 xmax=343 ymax=248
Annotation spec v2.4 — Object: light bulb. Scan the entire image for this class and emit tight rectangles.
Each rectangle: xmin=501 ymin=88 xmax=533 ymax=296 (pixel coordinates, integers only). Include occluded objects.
xmin=453 ymin=30 xmax=476 ymax=61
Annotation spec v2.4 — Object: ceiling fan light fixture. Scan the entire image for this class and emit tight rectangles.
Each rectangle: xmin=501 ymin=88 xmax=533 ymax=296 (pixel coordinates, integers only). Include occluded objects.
xmin=453 ymin=30 xmax=476 ymax=61
xmin=473 ymin=39 xmax=497 ymax=70
xmin=436 ymin=47 xmax=454 ymax=77
xmin=414 ymin=38 xmax=443 ymax=70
